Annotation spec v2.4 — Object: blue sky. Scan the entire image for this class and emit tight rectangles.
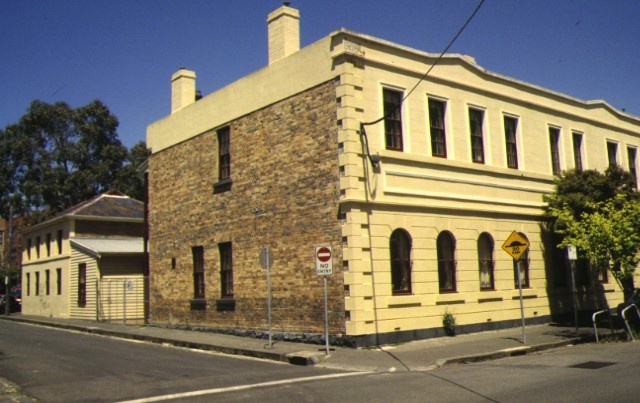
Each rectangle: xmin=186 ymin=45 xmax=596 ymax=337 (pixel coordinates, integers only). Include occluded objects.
xmin=2 ymin=0 xmax=639 ymax=149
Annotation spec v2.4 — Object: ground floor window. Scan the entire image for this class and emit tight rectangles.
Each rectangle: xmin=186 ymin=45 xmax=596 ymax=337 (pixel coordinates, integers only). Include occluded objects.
xmin=78 ymin=263 xmax=86 ymax=306
xmin=437 ymin=231 xmax=456 ymax=292
xmin=192 ymin=246 xmax=205 ymax=299
xmin=478 ymin=233 xmax=494 ymax=290
xmin=390 ymin=229 xmax=412 ymax=295
xmin=513 ymin=233 xmax=530 ymax=288
xmin=219 ymin=242 xmax=233 ymax=298
xmin=57 ymin=268 xmax=62 ymax=295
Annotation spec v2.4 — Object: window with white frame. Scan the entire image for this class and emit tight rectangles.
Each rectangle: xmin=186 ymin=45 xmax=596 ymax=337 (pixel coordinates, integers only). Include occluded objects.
xmin=428 ymin=98 xmax=447 ymax=158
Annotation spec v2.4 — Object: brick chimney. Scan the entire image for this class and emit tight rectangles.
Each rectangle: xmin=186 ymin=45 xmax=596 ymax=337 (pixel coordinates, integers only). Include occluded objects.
xmin=267 ymin=2 xmax=300 ymax=65
xmin=171 ymin=68 xmax=196 ymax=113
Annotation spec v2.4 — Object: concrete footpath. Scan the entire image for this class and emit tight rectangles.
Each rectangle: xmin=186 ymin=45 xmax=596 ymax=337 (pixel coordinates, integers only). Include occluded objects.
xmin=1 ymin=315 xmax=601 ymax=373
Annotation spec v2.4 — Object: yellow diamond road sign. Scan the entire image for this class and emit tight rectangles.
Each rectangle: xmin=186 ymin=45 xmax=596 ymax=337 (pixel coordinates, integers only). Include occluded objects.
xmin=502 ymin=231 xmax=530 ymax=261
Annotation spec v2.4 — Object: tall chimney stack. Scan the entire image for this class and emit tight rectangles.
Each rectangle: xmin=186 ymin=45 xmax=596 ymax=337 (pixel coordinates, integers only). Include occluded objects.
xmin=171 ymin=68 xmax=196 ymax=113
xmin=267 ymin=2 xmax=300 ymax=65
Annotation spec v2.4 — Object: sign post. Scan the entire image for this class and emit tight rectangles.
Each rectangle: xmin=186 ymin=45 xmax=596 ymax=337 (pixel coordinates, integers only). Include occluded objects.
xmin=567 ymin=244 xmax=578 ymax=334
xmin=315 ymin=246 xmax=333 ymax=355
xmin=259 ymin=246 xmax=274 ymax=348
xmin=502 ymin=231 xmax=530 ymax=344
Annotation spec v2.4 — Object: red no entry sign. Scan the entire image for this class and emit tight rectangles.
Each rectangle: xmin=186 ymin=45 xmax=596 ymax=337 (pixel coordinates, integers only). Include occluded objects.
xmin=315 ymin=246 xmax=333 ymax=276
xmin=317 ymin=246 xmax=331 ymax=262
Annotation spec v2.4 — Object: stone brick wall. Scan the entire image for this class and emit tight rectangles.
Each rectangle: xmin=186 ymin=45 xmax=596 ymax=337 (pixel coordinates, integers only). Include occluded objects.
xmin=148 ymin=80 xmax=345 ymax=334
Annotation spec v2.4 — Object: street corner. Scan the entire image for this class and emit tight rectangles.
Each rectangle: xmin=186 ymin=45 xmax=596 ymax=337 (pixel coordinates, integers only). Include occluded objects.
xmin=285 ymin=350 xmax=328 ymax=366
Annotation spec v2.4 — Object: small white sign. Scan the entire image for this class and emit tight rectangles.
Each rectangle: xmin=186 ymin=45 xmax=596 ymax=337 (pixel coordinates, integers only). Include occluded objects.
xmin=315 ymin=246 xmax=333 ymax=276
xmin=567 ymin=244 xmax=577 ymax=261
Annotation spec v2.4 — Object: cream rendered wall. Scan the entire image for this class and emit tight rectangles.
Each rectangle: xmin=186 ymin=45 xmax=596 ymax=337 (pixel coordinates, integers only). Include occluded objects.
xmin=332 ymin=30 xmax=638 ymax=336
xmin=69 ymin=249 xmax=98 ymax=320
xmin=21 ymin=221 xmax=71 ymax=318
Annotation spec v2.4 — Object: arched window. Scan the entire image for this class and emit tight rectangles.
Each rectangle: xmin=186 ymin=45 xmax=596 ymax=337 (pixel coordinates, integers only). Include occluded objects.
xmin=478 ymin=233 xmax=494 ymax=290
xmin=513 ymin=232 xmax=530 ymax=288
xmin=390 ymin=229 xmax=412 ymax=295
xmin=437 ymin=231 xmax=456 ymax=292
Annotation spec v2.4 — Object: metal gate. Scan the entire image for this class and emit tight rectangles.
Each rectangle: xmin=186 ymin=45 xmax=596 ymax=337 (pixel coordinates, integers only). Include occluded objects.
xmin=97 ymin=277 xmax=148 ymax=323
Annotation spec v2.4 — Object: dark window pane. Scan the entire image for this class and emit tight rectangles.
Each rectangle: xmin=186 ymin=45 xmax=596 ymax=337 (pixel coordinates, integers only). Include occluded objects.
xmin=219 ymin=242 xmax=233 ymax=298
xmin=607 ymin=142 xmax=618 ymax=168
xmin=390 ymin=229 xmax=412 ymax=295
xmin=437 ymin=232 xmax=456 ymax=292
xmin=78 ymin=264 xmax=86 ymax=305
xmin=478 ymin=233 xmax=494 ymax=290
xmin=469 ymin=109 xmax=485 ymax=163
xmin=504 ymin=117 xmax=518 ymax=169
xmin=429 ymin=99 xmax=447 ymax=157
xmin=513 ymin=233 xmax=529 ymax=288
xmin=218 ymin=127 xmax=231 ymax=180
xmin=192 ymin=246 xmax=205 ymax=299
xmin=572 ymin=133 xmax=583 ymax=171
xmin=549 ymin=127 xmax=561 ymax=175
xmin=383 ymin=89 xmax=403 ymax=151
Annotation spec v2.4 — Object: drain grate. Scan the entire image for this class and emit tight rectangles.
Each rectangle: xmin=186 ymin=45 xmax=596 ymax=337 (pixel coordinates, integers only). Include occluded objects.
xmin=569 ymin=361 xmax=616 ymax=369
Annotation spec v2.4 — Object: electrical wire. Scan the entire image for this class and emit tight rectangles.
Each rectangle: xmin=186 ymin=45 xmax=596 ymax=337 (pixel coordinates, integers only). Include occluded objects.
xmin=361 ymin=0 xmax=486 ymax=129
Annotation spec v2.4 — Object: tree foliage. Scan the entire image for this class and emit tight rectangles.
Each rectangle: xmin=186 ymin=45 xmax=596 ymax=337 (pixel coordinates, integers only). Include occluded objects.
xmin=0 ymin=100 xmax=145 ymax=223
xmin=544 ymin=167 xmax=640 ymax=291
xmin=114 ymin=140 xmax=148 ymax=201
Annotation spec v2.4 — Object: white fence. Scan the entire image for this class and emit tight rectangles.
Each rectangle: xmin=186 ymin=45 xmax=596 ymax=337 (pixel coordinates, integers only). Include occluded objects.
xmin=97 ymin=277 xmax=147 ymax=323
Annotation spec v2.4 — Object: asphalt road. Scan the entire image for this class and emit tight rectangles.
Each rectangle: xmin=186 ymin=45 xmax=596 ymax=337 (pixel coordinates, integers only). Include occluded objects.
xmin=0 ymin=320 xmax=345 ymax=402
xmin=2 ymin=320 xmax=640 ymax=402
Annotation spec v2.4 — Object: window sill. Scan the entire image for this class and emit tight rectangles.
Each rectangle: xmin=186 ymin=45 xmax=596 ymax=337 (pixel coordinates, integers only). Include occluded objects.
xmin=190 ymin=299 xmax=207 ymax=311
xmin=511 ymin=289 xmax=537 ymax=299
xmin=435 ymin=293 xmax=465 ymax=305
xmin=216 ymin=298 xmax=235 ymax=312
xmin=213 ymin=178 xmax=233 ymax=194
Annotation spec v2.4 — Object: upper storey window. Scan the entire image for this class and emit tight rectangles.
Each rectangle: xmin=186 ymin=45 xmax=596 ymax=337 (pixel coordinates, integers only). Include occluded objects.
xmin=383 ymin=89 xmax=403 ymax=151
xmin=549 ymin=127 xmax=561 ymax=175
xmin=428 ymin=99 xmax=447 ymax=158
xmin=572 ymin=132 xmax=583 ymax=171
xmin=628 ymin=146 xmax=637 ymax=187
xmin=504 ymin=116 xmax=519 ymax=169
xmin=469 ymin=108 xmax=485 ymax=163
xmin=217 ymin=127 xmax=231 ymax=181
xmin=607 ymin=141 xmax=618 ymax=168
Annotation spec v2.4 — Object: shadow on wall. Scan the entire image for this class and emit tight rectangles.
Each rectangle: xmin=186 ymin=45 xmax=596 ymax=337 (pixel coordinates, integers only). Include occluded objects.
xmin=540 ymin=224 xmax=617 ymax=327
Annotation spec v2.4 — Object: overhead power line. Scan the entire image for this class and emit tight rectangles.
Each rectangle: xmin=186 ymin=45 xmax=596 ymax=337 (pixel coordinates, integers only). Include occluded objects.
xmin=361 ymin=0 xmax=486 ymax=129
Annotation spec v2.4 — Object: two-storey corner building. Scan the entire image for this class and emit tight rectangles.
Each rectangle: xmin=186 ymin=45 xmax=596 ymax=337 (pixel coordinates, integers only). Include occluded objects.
xmin=146 ymin=4 xmax=640 ymax=346
xmin=21 ymin=190 xmax=147 ymax=322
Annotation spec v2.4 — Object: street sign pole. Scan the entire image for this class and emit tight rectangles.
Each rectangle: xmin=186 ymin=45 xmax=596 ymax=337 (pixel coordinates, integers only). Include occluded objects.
xmin=515 ymin=258 xmax=526 ymax=344
xmin=502 ymin=231 xmax=530 ymax=345
xmin=323 ymin=276 xmax=329 ymax=355
xmin=570 ymin=259 xmax=578 ymax=334
xmin=315 ymin=246 xmax=333 ymax=355
xmin=266 ymin=247 xmax=272 ymax=349
xmin=567 ymin=245 xmax=578 ymax=334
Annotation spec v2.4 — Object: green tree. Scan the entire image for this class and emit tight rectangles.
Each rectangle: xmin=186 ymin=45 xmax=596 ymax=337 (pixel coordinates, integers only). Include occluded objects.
xmin=0 ymin=100 xmax=137 ymax=222
xmin=544 ymin=166 xmax=639 ymax=232
xmin=545 ymin=167 xmax=640 ymax=294
xmin=114 ymin=140 xmax=147 ymax=201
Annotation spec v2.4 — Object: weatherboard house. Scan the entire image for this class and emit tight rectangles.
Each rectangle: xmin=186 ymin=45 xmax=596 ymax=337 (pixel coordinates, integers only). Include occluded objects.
xmin=146 ymin=4 xmax=640 ymax=346
xmin=21 ymin=190 xmax=147 ymax=322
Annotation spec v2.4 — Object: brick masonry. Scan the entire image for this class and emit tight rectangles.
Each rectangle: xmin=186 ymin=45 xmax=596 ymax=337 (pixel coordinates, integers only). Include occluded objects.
xmin=148 ymin=80 xmax=345 ymax=334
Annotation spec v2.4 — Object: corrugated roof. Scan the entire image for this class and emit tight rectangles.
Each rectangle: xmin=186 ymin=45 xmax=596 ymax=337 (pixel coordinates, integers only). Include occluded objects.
xmin=71 ymin=237 xmax=144 ymax=256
